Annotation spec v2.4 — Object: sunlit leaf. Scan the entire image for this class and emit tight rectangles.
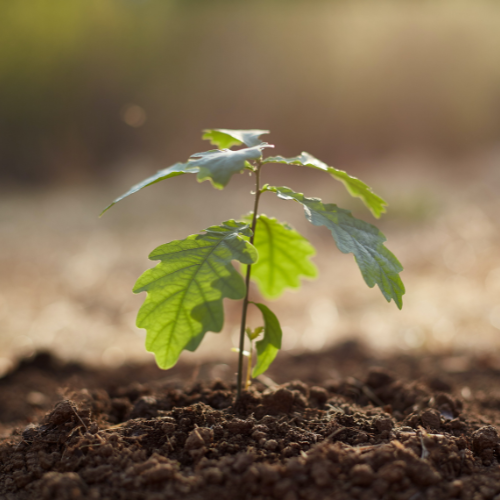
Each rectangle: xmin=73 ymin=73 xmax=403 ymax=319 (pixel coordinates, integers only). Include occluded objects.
xmin=100 ymin=162 xmax=197 ymax=216
xmin=242 ymin=215 xmax=317 ymax=298
xmin=203 ymin=129 xmax=270 ymax=149
xmin=189 ymin=144 xmax=273 ymax=189
xmin=251 ymin=302 xmax=282 ymax=377
xmin=100 ymin=131 xmax=274 ymax=214
xmin=266 ymin=186 xmax=405 ymax=308
xmin=134 ymin=220 xmax=258 ymax=369
xmin=263 ymin=152 xmax=387 ymax=218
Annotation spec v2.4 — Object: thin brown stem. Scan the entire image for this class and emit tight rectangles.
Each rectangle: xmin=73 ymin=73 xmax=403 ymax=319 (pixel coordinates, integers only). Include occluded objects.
xmin=236 ymin=163 xmax=262 ymax=400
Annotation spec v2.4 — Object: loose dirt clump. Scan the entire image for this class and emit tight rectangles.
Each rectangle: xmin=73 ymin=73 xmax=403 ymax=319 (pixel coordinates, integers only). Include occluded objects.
xmin=3 ymin=342 xmax=500 ymax=499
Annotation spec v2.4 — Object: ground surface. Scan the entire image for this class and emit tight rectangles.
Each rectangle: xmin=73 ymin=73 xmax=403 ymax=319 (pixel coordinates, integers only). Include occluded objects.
xmin=3 ymin=342 xmax=500 ymax=499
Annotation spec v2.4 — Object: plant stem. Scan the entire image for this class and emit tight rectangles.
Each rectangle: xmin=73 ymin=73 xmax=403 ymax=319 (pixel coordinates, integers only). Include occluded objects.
xmin=236 ymin=162 xmax=262 ymax=400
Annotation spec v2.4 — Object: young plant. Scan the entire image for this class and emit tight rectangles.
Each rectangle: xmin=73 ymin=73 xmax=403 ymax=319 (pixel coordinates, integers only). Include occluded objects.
xmin=101 ymin=129 xmax=405 ymax=398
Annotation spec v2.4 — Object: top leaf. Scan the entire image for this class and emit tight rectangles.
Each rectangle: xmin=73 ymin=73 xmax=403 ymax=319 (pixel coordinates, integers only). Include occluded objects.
xmin=189 ymin=144 xmax=273 ymax=189
xmin=203 ymin=129 xmax=270 ymax=149
xmin=100 ymin=162 xmax=197 ymax=216
xmin=266 ymin=186 xmax=405 ymax=309
xmin=100 ymin=129 xmax=273 ymax=214
xmin=133 ymin=220 xmax=258 ymax=369
xmin=263 ymin=152 xmax=387 ymax=218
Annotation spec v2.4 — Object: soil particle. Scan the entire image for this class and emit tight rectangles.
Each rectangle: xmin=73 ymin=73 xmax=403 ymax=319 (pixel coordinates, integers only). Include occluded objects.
xmin=365 ymin=367 xmax=395 ymax=389
xmin=374 ymin=415 xmax=394 ymax=433
xmin=351 ymin=463 xmax=375 ymax=486
xmin=184 ymin=426 xmax=213 ymax=460
xmin=309 ymin=386 xmax=328 ymax=407
xmin=262 ymin=387 xmax=303 ymax=414
xmin=421 ymin=408 xmax=442 ymax=430
xmin=473 ymin=426 xmax=499 ymax=455
xmin=433 ymin=392 xmax=462 ymax=419
xmin=40 ymin=471 xmax=87 ymax=500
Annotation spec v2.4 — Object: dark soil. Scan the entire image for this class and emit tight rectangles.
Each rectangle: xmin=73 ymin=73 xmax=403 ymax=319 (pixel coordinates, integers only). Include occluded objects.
xmin=3 ymin=341 xmax=500 ymax=500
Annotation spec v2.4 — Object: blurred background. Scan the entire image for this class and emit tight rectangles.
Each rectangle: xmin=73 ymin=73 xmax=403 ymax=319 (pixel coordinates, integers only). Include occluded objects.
xmin=1 ymin=0 xmax=500 ymax=375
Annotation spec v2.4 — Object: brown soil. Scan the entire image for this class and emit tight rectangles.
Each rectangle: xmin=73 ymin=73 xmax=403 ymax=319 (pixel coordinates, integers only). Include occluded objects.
xmin=2 ymin=342 xmax=500 ymax=500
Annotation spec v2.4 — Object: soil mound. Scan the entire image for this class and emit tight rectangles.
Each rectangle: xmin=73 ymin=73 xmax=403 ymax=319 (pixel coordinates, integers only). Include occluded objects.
xmin=2 ymin=342 xmax=500 ymax=499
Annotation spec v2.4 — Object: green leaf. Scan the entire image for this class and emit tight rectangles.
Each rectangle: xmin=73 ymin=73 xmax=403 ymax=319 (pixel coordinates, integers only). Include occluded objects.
xmin=266 ymin=186 xmax=405 ymax=309
xmin=251 ymin=302 xmax=282 ymax=378
xmin=134 ymin=220 xmax=258 ymax=369
xmin=246 ymin=326 xmax=264 ymax=341
xmin=100 ymin=162 xmax=197 ymax=216
xmin=242 ymin=215 xmax=317 ymax=299
xmin=263 ymin=152 xmax=387 ymax=218
xmin=189 ymin=144 xmax=273 ymax=189
xmin=183 ymin=332 xmax=205 ymax=352
xmin=202 ymin=129 xmax=270 ymax=149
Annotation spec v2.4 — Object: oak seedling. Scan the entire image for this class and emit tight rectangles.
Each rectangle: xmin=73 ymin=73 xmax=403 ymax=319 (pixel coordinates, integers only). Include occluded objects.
xmin=101 ymin=129 xmax=405 ymax=398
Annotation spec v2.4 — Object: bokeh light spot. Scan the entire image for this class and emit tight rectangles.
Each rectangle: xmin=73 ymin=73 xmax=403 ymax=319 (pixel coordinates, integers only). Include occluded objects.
xmin=121 ymin=104 xmax=147 ymax=128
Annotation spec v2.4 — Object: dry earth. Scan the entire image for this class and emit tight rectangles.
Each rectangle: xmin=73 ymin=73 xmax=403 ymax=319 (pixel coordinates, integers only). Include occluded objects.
xmin=3 ymin=342 xmax=500 ymax=499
